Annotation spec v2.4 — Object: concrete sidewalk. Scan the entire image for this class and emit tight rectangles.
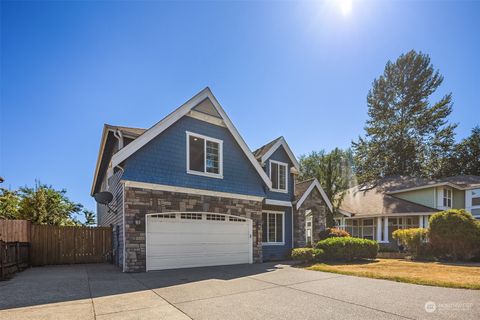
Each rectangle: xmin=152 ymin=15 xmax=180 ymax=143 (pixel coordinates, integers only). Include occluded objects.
xmin=0 ymin=262 xmax=479 ymax=319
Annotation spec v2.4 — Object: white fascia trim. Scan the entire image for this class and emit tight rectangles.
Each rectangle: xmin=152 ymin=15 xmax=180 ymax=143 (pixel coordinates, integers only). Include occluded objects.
xmin=387 ymin=182 xmax=461 ymax=194
xmin=344 ymin=212 xmax=438 ymax=219
xmin=91 ymin=126 xmax=111 ymax=196
xmin=122 ymin=180 xmax=264 ymax=202
xmin=260 ymin=137 xmax=300 ymax=170
xmin=295 ymin=179 xmax=333 ymax=213
xmin=264 ymin=199 xmax=292 ymax=207
xmin=111 ymin=87 xmax=272 ymax=189
xmin=186 ymin=110 xmax=226 ymax=127
xmin=337 ymin=209 xmax=352 ymax=217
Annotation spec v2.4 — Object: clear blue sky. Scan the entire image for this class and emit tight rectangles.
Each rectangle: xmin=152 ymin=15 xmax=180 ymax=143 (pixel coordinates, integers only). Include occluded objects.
xmin=1 ymin=1 xmax=479 ymax=216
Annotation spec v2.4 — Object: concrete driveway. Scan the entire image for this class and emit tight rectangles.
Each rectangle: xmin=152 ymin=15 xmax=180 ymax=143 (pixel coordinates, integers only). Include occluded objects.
xmin=0 ymin=263 xmax=479 ymax=320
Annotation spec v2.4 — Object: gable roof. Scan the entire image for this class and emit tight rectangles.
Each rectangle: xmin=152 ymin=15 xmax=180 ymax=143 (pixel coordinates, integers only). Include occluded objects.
xmin=294 ymin=178 xmax=334 ymax=213
xmin=106 ymin=125 xmax=146 ymax=138
xmin=253 ymin=136 xmax=300 ymax=170
xmin=386 ymin=175 xmax=480 ymax=194
xmin=339 ymin=176 xmax=440 ymax=217
xmin=109 ymin=87 xmax=272 ymax=188
xmin=91 ymin=124 xmax=147 ymax=195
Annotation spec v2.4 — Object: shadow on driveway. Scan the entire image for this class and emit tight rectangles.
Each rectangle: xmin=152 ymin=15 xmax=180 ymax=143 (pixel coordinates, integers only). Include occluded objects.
xmin=0 ymin=261 xmax=288 ymax=310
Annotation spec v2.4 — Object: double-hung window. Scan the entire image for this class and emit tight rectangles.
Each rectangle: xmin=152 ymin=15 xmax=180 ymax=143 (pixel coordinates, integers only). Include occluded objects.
xmin=262 ymin=211 xmax=284 ymax=244
xmin=270 ymin=160 xmax=288 ymax=192
xmin=186 ymin=131 xmax=223 ymax=178
xmin=443 ymin=188 xmax=452 ymax=208
xmin=471 ymin=189 xmax=480 ymax=207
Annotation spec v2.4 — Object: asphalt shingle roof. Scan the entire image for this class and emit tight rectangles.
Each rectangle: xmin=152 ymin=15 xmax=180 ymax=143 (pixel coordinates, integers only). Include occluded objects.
xmin=252 ymin=137 xmax=283 ymax=160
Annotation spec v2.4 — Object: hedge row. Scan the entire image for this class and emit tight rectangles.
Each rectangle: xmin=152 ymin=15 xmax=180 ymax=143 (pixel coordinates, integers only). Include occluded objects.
xmin=291 ymin=237 xmax=378 ymax=262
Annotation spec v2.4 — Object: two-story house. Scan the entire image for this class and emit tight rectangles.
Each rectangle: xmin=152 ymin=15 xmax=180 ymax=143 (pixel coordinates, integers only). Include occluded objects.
xmin=335 ymin=175 xmax=480 ymax=246
xmin=91 ymin=88 xmax=333 ymax=272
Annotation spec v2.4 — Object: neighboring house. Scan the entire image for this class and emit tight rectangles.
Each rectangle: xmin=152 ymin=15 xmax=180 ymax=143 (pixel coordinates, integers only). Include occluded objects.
xmin=336 ymin=175 xmax=480 ymax=246
xmin=91 ymin=87 xmax=332 ymax=272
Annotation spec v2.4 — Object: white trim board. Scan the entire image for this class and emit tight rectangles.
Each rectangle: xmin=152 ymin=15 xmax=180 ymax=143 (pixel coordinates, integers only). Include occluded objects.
xmin=111 ymin=87 xmax=272 ymax=189
xmin=386 ymin=182 xmax=480 ymax=194
xmin=343 ymin=212 xmax=438 ymax=219
xmin=122 ymin=180 xmax=264 ymax=202
xmin=260 ymin=137 xmax=300 ymax=170
xmin=264 ymin=199 xmax=292 ymax=207
xmin=295 ymin=179 xmax=334 ymax=213
xmin=186 ymin=110 xmax=226 ymax=127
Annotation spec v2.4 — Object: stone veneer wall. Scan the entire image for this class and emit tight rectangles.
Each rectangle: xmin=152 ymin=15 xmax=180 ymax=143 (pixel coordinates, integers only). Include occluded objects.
xmin=123 ymin=186 xmax=264 ymax=272
xmin=294 ymin=188 xmax=328 ymax=248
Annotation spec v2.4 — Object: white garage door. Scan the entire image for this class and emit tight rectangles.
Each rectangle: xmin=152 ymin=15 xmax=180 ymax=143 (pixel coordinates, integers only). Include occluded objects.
xmin=146 ymin=212 xmax=253 ymax=271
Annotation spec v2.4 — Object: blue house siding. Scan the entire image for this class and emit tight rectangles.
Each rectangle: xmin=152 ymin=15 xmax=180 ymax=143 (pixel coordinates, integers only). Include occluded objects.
xmin=122 ymin=116 xmax=266 ymax=197
xmin=262 ymin=207 xmax=293 ymax=261
xmin=264 ymin=147 xmax=295 ymax=202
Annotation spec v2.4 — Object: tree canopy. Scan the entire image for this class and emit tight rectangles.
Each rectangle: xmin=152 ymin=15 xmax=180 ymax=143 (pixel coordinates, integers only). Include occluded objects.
xmin=353 ymin=50 xmax=458 ymax=183
xmin=0 ymin=182 xmax=95 ymax=226
xmin=299 ymin=148 xmax=354 ymax=226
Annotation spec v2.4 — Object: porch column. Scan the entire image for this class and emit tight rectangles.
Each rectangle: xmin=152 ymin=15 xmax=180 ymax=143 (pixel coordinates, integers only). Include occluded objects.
xmin=376 ymin=217 xmax=382 ymax=242
xmin=419 ymin=216 xmax=424 ymax=228
xmin=383 ymin=217 xmax=389 ymax=242
xmin=424 ymin=215 xmax=429 ymax=228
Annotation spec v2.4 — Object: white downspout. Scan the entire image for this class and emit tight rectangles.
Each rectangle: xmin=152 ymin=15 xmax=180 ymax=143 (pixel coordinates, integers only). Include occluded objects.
xmin=113 ymin=129 xmax=124 ymax=150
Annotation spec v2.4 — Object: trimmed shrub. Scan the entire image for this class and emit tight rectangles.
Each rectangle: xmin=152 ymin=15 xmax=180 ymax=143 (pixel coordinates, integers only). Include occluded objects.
xmin=429 ymin=209 xmax=480 ymax=261
xmin=392 ymin=228 xmax=429 ymax=259
xmin=316 ymin=237 xmax=378 ymax=261
xmin=318 ymin=228 xmax=351 ymax=240
xmin=291 ymin=248 xmax=314 ymax=263
xmin=313 ymin=248 xmax=325 ymax=262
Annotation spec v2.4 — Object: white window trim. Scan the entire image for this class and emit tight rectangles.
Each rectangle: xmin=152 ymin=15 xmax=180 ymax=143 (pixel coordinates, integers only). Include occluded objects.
xmin=262 ymin=210 xmax=285 ymax=245
xmin=269 ymin=160 xmax=288 ymax=193
xmin=443 ymin=187 xmax=452 ymax=208
xmin=468 ymin=188 xmax=480 ymax=210
xmin=186 ymin=131 xmax=223 ymax=179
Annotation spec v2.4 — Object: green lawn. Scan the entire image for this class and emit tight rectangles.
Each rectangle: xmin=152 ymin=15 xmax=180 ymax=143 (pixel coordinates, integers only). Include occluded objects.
xmin=305 ymin=259 xmax=480 ymax=290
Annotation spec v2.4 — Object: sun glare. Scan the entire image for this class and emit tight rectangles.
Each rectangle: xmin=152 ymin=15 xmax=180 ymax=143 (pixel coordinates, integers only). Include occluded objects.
xmin=339 ymin=0 xmax=353 ymax=16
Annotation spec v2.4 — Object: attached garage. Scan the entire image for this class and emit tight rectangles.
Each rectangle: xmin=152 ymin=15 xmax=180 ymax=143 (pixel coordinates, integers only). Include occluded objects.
xmin=146 ymin=212 xmax=253 ymax=271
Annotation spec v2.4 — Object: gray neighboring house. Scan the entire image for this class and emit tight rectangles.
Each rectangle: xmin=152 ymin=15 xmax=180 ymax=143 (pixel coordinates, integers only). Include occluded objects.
xmin=91 ymin=88 xmax=333 ymax=272
xmin=335 ymin=175 xmax=480 ymax=246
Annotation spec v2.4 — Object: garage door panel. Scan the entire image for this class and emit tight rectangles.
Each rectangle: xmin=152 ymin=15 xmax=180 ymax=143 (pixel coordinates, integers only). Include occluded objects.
xmin=147 ymin=243 xmax=250 ymax=255
xmin=148 ymin=253 xmax=250 ymax=270
xmin=147 ymin=232 xmax=249 ymax=244
xmin=146 ymin=213 xmax=252 ymax=271
xmin=148 ymin=221 xmax=249 ymax=232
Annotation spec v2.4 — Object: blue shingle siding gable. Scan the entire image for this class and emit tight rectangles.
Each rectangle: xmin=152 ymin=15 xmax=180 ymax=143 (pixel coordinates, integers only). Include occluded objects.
xmin=122 ymin=116 xmax=266 ymax=197
xmin=264 ymin=146 xmax=295 ymax=201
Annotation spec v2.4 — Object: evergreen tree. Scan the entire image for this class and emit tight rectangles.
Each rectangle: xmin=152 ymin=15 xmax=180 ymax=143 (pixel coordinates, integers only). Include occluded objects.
xmin=450 ymin=126 xmax=480 ymax=175
xmin=353 ymin=50 xmax=457 ymax=182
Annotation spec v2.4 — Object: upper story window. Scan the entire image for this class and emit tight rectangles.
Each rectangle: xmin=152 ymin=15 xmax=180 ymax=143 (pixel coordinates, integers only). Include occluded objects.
xmin=471 ymin=188 xmax=480 ymax=207
xmin=443 ymin=188 xmax=452 ymax=208
xmin=186 ymin=131 xmax=223 ymax=178
xmin=270 ymin=160 xmax=288 ymax=192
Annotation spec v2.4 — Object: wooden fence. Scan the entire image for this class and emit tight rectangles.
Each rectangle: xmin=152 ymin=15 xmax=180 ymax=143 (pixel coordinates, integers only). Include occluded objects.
xmin=0 ymin=241 xmax=29 ymax=280
xmin=0 ymin=220 xmax=112 ymax=268
xmin=0 ymin=220 xmax=30 ymax=242
xmin=30 ymin=225 xmax=112 ymax=266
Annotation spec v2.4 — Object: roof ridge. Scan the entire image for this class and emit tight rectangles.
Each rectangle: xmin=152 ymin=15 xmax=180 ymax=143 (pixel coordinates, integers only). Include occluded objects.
xmin=296 ymin=178 xmax=316 ymax=185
